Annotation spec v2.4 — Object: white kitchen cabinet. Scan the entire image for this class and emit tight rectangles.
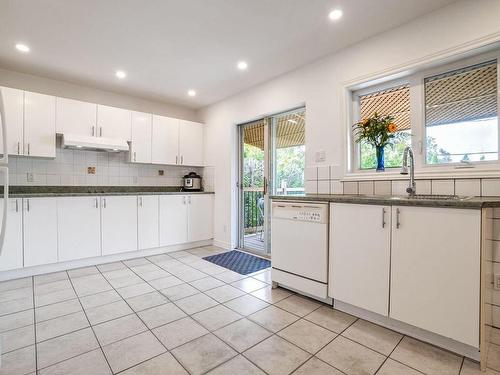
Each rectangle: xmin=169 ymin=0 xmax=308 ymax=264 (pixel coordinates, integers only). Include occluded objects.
xmin=23 ymin=198 xmax=58 ymax=267
xmin=329 ymin=203 xmax=391 ymax=316
xmin=390 ymin=206 xmax=481 ymax=347
xmin=97 ymin=104 xmax=131 ymax=141
xmin=57 ymin=197 xmax=101 ymax=262
xmin=0 ymin=199 xmax=23 ymax=271
xmin=101 ymin=196 xmax=138 ymax=255
xmin=179 ymin=120 xmax=204 ymax=166
xmin=152 ymin=115 xmax=179 ymax=165
xmin=0 ymin=87 xmax=24 ymax=155
xmin=138 ymin=195 xmax=159 ymax=249
xmin=56 ymin=97 xmax=97 ymax=136
xmin=130 ymin=111 xmax=152 ymax=163
xmin=159 ymin=195 xmax=188 ymax=246
xmin=187 ymin=194 xmax=213 ymax=242
xmin=24 ymin=91 xmax=56 ymax=158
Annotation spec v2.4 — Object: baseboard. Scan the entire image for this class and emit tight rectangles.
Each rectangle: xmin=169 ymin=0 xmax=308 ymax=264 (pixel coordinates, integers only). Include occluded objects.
xmin=334 ymin=300 xmax=480 ymax=361
xmin=213 ymin=239 xmax=232 ymax=250
xmin=0 ymin=239 xmax=212 ymax=281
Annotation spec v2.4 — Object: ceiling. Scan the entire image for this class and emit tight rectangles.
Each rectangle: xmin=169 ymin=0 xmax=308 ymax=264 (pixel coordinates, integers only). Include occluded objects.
xmin=0 ymin=0 xmax=458 ymax=109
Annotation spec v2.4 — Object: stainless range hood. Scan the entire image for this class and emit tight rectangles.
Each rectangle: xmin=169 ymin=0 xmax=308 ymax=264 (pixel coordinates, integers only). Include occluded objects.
xmin=62 ymin=134 xmax=129 ymax=152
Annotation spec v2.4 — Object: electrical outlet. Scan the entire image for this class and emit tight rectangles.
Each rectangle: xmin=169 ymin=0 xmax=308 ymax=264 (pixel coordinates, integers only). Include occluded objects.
xmin=158 ymin=170 xmax=164 ymax=176
xmin=26 ymin=173 xmax=34 ymax=183
xmin=315 ymin=150 xmax=326 ymax=163
xmin=87 ymin=166 xmax=96 ymax=174
xmin=495 ymin=274 xmax=500 ymax=290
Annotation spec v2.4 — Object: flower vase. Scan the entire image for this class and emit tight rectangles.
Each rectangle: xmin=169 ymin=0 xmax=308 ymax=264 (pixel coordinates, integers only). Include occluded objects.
xmin=376 ymin=146 xmax=385 ymax=172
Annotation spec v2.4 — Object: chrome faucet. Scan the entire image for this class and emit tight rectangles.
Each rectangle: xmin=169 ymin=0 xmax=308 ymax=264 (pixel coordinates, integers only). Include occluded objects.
xmin=400 ymin=146 xmax=416 ymax=196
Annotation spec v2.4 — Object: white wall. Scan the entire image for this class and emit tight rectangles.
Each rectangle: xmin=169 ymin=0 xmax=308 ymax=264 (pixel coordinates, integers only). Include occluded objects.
xmin=0 ymin=68 xmax=199 ymax=121
xmin=199 ymin=0 xmax=500 ymax=248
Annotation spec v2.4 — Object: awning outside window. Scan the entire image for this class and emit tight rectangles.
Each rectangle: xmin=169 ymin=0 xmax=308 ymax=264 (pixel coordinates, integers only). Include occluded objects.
xmin=425 ymin=60 xmax=497 ymax=127
xmin=243 ymin=111 xmax=305 ymax=150
xmin=359 ymin=84 xmax=410 ymax=131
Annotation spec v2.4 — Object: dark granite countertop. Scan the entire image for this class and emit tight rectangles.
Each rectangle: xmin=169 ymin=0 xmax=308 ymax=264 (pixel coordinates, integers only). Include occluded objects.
xmin=270 ymin=194 xmax=500 ymax=209
xmin=1 ymin=186 xmax=214 ymax=198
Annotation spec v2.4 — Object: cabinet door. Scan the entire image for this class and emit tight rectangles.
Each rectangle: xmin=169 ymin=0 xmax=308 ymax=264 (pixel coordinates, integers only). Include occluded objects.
xmin=0 ymin=87 xmax=24 ymax=155
xmin=152 ymin=115 xmax=178 ymax=165
xmin=159 ymin=195 xmax=187 ymax=246
xmin=138 ymin=195 xmax=159 ymax=250
xmin=0 ymin=199 xmax=24 ymax=271
xmin=390 ymin=206 xmax=480 ymax=347
xmin=329 ymin=203 xmax=391 ymax=315
xmin=131 ymin=111 xmax=152 ymax=163
xmin=97 ymin=105 xmax=131 ymax=140
xmin=187 ymin=195 xmax=213 ymax=242
xmin=56 ymin=97 xmax=97 ymax=136
xmin=24 ymin=91 xmax=56 ymax=157
xmin=179 ymin=120 xmax=204 ymax=166
xmin=23 ymin=198 xmax=58 ymax=267
xmin=101 ymin=196 xmax=138 ymax=255
xmin=57 ymin=197 xmax=101 ymax=262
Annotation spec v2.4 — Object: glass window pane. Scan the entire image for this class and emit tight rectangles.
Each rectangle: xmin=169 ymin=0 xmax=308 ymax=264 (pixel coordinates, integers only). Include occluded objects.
xmin=425 ymin=60 xmax=498 ymax=164
xmin=357 ymin=84 xmax=411 ymax=169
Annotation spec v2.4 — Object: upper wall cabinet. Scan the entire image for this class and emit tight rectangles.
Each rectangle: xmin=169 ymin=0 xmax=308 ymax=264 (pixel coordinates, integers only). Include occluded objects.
xmin=56 ymin=99 xmax=131 ymax=141
xmin=131 ymin=111 xmax=152 ymax=163
xmin=149 ymin=116 xmax=204 ymax=166
xmin=56 ymin=97 xmax=97 ymax=136
xmin=0 ymin=87 xmax=56 ymax=158
xmin=179 ymin=120 xmax=204 ymax=166
xmin=0 ymin=87 xmax=24 ymax=155
xmin=97 ymin=104 xmax=131 ymax=141
xmin=152 ymin=115 xmax=179 ymax=165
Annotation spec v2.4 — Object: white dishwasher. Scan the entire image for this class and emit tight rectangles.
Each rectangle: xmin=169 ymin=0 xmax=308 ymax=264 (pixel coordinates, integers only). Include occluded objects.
xmin=271 ymin=201 xmax=329 ymax=300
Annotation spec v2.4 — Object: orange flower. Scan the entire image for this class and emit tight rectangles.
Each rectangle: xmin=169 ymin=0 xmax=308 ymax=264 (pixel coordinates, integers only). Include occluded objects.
xmin=361 ymin=118 xmax=370 ymax=126
xmin=388 ymin=123 xmax=397 ymax=133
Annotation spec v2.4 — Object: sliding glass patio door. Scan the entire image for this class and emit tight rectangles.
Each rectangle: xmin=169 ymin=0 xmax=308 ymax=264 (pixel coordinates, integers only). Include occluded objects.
xmin=237 ymin=107 xmax=305 ymax=256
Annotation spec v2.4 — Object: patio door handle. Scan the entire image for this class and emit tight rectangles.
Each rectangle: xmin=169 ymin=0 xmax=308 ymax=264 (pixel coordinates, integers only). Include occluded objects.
xmin=263 ymin=177 xmax=268 ymax=196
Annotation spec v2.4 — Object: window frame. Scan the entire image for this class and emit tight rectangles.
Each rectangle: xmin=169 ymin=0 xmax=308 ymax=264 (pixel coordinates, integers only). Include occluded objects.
xmin=348 ymin=49 xmax=500 ymax=177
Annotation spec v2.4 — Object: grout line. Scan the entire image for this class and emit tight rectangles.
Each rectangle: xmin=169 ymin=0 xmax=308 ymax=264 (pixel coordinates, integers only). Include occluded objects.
xmin=31 ymin=276 xmax=38 ymax=372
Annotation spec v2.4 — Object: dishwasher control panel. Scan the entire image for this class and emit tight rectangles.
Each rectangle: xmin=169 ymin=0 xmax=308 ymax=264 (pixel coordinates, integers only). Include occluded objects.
xmin=272 ymin=202 xmax=328 ymax=224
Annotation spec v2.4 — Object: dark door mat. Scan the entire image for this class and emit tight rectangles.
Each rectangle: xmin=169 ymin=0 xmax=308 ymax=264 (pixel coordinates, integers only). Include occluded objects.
xmin=203 ymin=250 xmax=270 ymax=275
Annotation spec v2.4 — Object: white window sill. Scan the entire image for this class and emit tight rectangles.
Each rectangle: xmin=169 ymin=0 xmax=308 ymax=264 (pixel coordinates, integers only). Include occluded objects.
xmin=342 ymin=167 xmax=500 ymax=182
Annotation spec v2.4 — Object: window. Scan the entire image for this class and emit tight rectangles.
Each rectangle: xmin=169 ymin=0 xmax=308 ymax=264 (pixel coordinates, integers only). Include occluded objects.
xmin=425 ymin=60 xmax=498 ymax=164
xmin=357 ymin=84 xmax=411 ymax=169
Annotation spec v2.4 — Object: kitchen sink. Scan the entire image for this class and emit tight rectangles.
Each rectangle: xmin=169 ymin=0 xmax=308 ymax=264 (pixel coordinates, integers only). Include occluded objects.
xmin=389 ymin=194 xmax=474 ymax=201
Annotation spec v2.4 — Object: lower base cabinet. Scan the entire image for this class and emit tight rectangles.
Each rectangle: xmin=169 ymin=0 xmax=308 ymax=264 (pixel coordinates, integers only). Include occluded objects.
xmin=390 ymin=206 xmax=480 ymax=347
xmin=58 ymin=197 xmax=101 ymax=261
xmin=0 ymin=199 xmax=23 ymax=271
xmin=159 ymin=195 xmax=188 ymax=246
xmin=23 ymin=198 xmax=58 ymax=267
xmin=188 ymin=194 xmax=214 ymax=242
xmin=101 ymin=196 xmax=138 ymax=255
xmin=138 ymin=195 xmax=159 ymax=250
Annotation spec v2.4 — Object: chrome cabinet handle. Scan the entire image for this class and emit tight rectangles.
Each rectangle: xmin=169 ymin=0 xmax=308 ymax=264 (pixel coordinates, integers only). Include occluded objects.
xmin=176 ymin=155 xmax=178 ymax=164
xmin=180 ymin=155 xmax=183 ymax=164
xmin=95 ymin=198 xmax=98 ymax=208
xmin=15 ymin=199 xmax=18 ymax=212
xmin=188 ymin=196 xmax=191 ymax=204
xmin=102 ymin=198 xmax=106 ymax=208
xmin=396 ymin=208 xmax=401 ymax=229
xmin=382 ymin=208 xmax=386 ymax=228
xmin=99 ymin=127 xmax=102 ymax=137
xmin=133 ymin=152 xmax=136 ymax=162
xmin=183 ymin=196 xmax=186 ymax=204
xmin=139 ymin=196 xmax=143 ymax=207
xmin=26 ymin=199 xmax=30 ymax=212
xmin=17 ymin=142 xmax=20 ymax=154
xmin=92 ymin=126 xmax=95 ymax=136
xmin=27 ymin=143 xmax=30 ymax=155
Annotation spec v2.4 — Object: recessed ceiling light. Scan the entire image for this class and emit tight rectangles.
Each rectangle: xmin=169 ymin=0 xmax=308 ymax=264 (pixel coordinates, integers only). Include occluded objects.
xmin=237 ymin=61 xmax=248 ymax=71
xmin=187 ymin=90 xmax=196 ymax=97
xmin=15 ymin=43 xmax=30 ymax=53
xmin=328 ymin=9 xmax=343 ymax=21
xmin=115 ymin=70 xmax=126 ymax=79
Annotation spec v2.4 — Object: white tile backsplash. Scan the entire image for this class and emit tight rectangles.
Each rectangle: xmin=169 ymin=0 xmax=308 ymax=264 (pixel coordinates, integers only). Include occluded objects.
xmin=431 ymin=180 xmax=455 ymax=195
xmin=343 ymin=181 xmax=358 ymax=195
xmin=317 ymin=166 xmax=330 ymax=180
xmin=358 ymin=181 xmax=374 ymax=195
xmin=483 ymin=179 xmax=500 ymax=197
xmin=8 ymin=144 xmax=203 ymax=188
xmin=305 ymin=166 xmax=317 ymax=181
xmin=318 ymin=180 xmax=330 ymax=194
xmin=374 ymin=180 xmax=391 ymax=196
xmin=305 ymin=180 xmax=318 ymax=194
xmin=455 ymin=179 xmax=481 ymax=196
